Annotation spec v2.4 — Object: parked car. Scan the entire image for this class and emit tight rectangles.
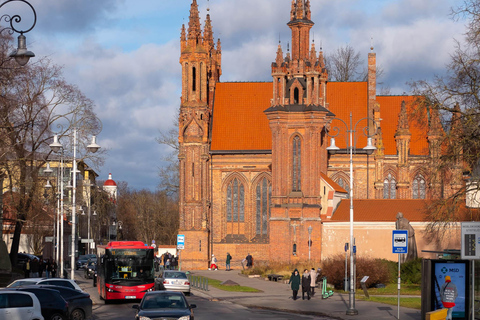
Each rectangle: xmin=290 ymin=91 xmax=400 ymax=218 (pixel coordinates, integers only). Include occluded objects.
xmin=132 ymin=291 xmax=196 ymax=320
xmin=155 ymin=270 xmax=191 ymax=295
xmin=83 ymin=261 xmax=96 ymax=279
xmin=37 ymin=285 xmax=92 ymax=320
xmin=0 ymin=290 xmax=44 ymax=320
xmin=2 ymin=286 xmax=69 ymax=320
xmin=7 ymin=278 xmax=83 ymax=292
xmin=75 ymin=255 xmax=96 ymax=270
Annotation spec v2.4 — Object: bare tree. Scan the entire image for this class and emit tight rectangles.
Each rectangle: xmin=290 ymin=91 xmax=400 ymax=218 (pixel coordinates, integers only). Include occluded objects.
xmin=409 ymin=0 xmax=480 ymax=235
xmin=0 ymin=36 xmax=103 ymax=265
xmin=156 ymin=112 xmax=179 ymax=198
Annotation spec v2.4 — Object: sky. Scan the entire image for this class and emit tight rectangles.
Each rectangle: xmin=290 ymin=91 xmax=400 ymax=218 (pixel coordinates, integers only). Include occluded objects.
xmin=2 ymin=0 xmax=467 ymax=191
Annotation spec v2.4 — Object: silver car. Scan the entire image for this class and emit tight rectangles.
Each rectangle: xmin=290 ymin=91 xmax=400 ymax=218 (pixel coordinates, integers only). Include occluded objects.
xmin=155 ymin=271 xmax=190 ymax=295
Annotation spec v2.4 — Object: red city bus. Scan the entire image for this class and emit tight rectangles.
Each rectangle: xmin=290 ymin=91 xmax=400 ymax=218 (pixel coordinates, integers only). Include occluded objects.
xmin=96 ymin=241 xmax=155 ymax=301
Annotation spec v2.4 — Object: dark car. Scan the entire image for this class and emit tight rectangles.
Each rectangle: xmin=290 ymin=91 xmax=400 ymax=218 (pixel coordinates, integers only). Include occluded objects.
xmin=37 ymin=285 xmax=92 ymax=320
xmin=16 ymin=252 xmax=40 ymax=269
xmin=132 ymin=291 xmax=196 ymax=320
xmin=2 ymin=286 xmax=69 ymax=320
xmin=75 ymin=254 xmax=96 ymax=270
xmin=83 ymin=261 xmax=96 ymax=279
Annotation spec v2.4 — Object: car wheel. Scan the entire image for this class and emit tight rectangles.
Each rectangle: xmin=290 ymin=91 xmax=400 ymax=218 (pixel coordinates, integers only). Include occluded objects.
xmin=50 ymin=313 xmax=65 ymax=320
xmin=70 ymin=308 xmax=85 ymax=320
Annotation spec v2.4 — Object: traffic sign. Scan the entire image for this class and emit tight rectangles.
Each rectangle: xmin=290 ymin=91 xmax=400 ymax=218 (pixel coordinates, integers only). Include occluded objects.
xmin=177 ymin=234 xmax=185 ymax=250
xmin=392 ymin=230 xmax=408 ymax=254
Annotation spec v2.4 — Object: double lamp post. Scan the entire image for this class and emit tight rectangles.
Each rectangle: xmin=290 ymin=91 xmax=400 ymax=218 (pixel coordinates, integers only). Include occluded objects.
xmin=326 ymin=113 xmax=377 ymax=316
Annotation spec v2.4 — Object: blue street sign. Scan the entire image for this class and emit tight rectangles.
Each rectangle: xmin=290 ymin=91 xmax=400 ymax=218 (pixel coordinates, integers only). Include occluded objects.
xmin=177 ymin=234 xmax=185 ymax=250
xmin=392 ymin=230 xmax=408 ymax=254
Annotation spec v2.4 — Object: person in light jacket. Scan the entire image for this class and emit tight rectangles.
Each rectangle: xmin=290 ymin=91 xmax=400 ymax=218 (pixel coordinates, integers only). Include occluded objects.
xmin=309 ymin=268 xmax=318 ymax=296
xmin=440 ymin=275 xmax=458 ymax=320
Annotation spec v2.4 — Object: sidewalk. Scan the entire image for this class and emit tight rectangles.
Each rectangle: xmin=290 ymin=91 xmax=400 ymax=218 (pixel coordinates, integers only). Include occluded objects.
xmin=188 ymin=269 xmax=422 ymax=320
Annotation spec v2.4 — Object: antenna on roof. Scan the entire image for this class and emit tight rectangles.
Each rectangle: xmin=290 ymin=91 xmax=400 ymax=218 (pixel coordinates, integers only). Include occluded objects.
xmin=370 ymin=37 xmax=374 ymax=51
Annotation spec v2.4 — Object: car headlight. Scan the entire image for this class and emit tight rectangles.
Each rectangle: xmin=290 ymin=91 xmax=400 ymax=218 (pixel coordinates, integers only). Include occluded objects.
xmin=139 ymin=317 xmax=152 ymax=320
xmin=178 ymin=316 xmax=190 ymax=320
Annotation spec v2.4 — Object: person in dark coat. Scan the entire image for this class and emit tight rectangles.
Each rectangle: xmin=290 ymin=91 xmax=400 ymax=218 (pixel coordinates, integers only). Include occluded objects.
xmin=30 ymin=258 xmax=39 ymax=278
xmin=302 ymin=269 xmax=311 ymax=300
xmin=246 ymin=253 xmax=253 ymax=268
xmin=38 ymin=259 xmax=45 ymax=278
xmin=288 ymin=269 xmax=301 ymax=300
xmin=226 ymin=253 xmax=232 ymax=271
xmin=50 ymin=259 xmax=57 ymax=278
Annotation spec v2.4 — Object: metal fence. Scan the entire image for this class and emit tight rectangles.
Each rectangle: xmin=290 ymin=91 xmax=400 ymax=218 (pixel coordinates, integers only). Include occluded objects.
xmin=188 ymin=275 xmax=209 ymax=291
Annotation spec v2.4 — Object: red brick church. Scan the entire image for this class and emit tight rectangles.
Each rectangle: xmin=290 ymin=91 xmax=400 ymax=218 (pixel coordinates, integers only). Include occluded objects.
xmin=178 ymin=0 xmax=464 ymax=269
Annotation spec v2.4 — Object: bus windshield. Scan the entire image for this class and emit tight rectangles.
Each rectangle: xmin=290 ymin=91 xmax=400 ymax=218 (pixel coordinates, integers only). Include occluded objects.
xmin=104 ymin=248 xmax=154 ymax=285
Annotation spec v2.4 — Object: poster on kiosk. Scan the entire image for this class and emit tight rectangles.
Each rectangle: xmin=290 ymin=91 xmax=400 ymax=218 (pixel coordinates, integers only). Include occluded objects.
xmin=431 ymin=260 xmax=469 ymax=319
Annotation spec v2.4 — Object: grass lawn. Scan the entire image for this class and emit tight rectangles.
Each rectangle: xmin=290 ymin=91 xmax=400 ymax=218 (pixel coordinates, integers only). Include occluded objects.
xmin=207 ymin=278 xmax=261 ymax=293
xmin=364 ymin=283 xmax=421 ymax=295
xmin=357 ymin=296 xmax=421 ymax=309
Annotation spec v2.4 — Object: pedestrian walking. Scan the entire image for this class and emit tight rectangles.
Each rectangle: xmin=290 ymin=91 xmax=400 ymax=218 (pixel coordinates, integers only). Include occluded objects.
xmin=309 ymin=268 xmax=317 ymax=296
xmin=30 ymin=258 xmax=39 ymax=278
xmin=302 ymin=269 xmax=311 ymax=300
xmin=226 ymin=252 xmax=232 ymax=271
xmin=51 ymin=259 xmax=57 ymax=278
xmin=289 ymin=269 xmax=301 ymax=300
xmin=38 ymin=259 xmax=44 ymax=278
xmin=45 ymin=259 xmax=51 ymax=278
xmin=441 ymin=275 xmax=458 ymax=320
xmin=23 ymin=258 xmax=31 ymax=278
xmin=209 ymin=254 xmax=218 ymax=270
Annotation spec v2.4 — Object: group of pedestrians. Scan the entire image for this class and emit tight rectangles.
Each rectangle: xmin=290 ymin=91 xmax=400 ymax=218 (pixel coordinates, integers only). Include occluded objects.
xmin=288 ymin=268 xmax=318 ymax=300
xmin=23 ymin=257 xmax=58 ymax=278
xmin=209 ymin=252 xmax=254 ymax=271
xmin=157 ymin=252 xmax=178 ymax=270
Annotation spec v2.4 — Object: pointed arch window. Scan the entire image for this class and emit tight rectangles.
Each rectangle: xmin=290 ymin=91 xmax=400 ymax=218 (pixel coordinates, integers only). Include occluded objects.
xmin=383 ymin=173 xmax=397 ymax=199
xmin=292 ymin=135 xmax=301 ymax=191
xmin=226 ymin=178 xmax=244 ymax=222
xmin=412 ymin=174 xmax=426 ymax=199
xmin=294 ymin=87 xmax=299 ymax=104
xmin=192 ymin=66 xmax=196 ymax=92
xmin=336 ymin=177 xmax=350 ymax=199
xmin=256 ymin=177 xmax=271 ymax=236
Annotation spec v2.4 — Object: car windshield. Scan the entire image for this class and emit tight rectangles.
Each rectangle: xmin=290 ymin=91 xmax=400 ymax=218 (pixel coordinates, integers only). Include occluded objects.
xmin=7 ymin=280 xmax=37 ymax=288
xmin=141 ymin=294 xmax=186 ymax=309
xmin=164 ymin=272 xmax=187 ymax=279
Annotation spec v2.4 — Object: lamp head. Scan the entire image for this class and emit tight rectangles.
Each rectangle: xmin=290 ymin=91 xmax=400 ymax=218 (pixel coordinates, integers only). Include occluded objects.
xmin=326 ymin=137 xmax=340 ymax=155
xmin=50 ymin=135 xmax=63 ymax=153
xmin=9 ymin=34 xmax=35 ymax=66
xmin=363 ymin=137 xmax=376 ymax=155
xmin=87 ymin=136 xmax=100 ymax=153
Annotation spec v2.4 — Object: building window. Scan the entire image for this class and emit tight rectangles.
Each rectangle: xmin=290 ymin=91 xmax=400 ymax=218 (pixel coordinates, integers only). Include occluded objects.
xmin=383 ymin=173 xmax=397 ymax=199
xmin=292 ymin=136 xmax=301 ymax=191
xmin=337 ymin=177 xmax=350 ymax=198
xmin=192 ymin=66 xmax=196 ymax=92
xmin=256 ymin=177 xmax=271 ymax=236
xmin=227 ymin=178 xmax=244 ymax=222
xmin=412 ymin=174 xmax=426 ymax=199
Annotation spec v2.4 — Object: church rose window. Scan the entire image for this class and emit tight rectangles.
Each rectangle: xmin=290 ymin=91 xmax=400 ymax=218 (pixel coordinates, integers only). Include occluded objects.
xmin=292 ymin=136 xmax=301 ymax=191
xmin=227 ymin=177 xmax=244 ymax=222
xmin=256 ymin=177 xmax=271 ymax=236
xmin=412 ymin=174 xmax=426 ymax=199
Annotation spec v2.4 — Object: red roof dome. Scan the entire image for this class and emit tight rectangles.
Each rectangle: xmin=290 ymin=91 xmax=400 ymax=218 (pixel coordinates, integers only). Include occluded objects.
xmin=104 ymin=173 xmax=117 ymax=186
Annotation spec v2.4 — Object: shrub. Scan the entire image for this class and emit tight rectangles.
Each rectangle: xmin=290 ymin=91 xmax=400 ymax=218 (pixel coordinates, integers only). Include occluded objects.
xmin=321 ymin=254 xmax=395 ymax=289
xmin=400 ymin=258 xmax=422 ymax=284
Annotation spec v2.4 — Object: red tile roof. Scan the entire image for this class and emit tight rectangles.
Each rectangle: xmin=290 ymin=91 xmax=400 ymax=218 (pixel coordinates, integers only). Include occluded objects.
xmin=328 ymin=199 xmax=430 ymax=222
xmin=320 ymin=172 xmax=347 ymax=193
xmin=210 ymin=81 xmax=428 ymax=155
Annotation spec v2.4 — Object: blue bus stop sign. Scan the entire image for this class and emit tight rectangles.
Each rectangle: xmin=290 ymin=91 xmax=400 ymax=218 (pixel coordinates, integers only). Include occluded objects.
xmin=392 ymin=230 xmax=408 ymax=254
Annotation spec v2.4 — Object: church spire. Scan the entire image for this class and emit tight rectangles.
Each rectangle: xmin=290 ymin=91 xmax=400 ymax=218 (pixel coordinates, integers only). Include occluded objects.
xmin=187 ymin=0 xmax=202 ymax=44
xmin=288 ymin=0 xmax=313 ymax=61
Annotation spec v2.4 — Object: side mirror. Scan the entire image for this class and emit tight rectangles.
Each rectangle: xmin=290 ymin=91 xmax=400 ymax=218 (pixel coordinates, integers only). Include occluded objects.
xmin=190 ymin=304 xmax=197 ymax=309
xmin=132 ymin=305 xmax=139 ymax=310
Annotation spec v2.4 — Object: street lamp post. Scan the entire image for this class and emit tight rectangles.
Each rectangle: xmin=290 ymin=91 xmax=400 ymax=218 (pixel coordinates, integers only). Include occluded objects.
xmin=50 ymin=132 xmax=100 ymax=280
xmin=326 ymin=112 xmax=376 ymax=316
xmin=0 ymin=0 xmax=36 ymax=66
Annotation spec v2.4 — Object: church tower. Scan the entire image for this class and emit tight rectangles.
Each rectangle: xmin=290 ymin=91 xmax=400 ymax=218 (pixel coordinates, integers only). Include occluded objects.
xmin=265 ymin=0 xmax=330 ymax=263
xmin=178 ymin=0 xmax=221 ymax=269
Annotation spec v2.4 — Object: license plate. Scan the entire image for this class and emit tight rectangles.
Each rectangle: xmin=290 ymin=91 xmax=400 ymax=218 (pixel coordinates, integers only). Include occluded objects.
xmin=125 ymin=296 xmax=136 ymax=299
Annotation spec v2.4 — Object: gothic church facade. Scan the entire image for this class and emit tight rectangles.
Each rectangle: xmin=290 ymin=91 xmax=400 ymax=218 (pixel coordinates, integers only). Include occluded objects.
xmin=178 ymin=0 xmax=462 ymax=269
